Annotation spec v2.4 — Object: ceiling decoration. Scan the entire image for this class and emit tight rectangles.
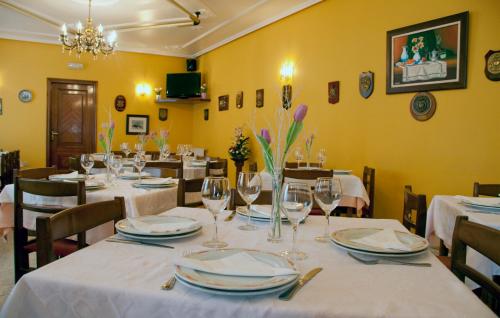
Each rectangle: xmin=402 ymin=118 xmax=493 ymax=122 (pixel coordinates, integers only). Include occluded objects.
xmin=0 ymin=0 xmax=321 ymax=58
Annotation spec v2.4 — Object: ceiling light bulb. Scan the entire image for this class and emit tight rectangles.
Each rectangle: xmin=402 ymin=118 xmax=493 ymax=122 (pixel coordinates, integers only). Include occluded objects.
xmin=76 ymin=21 xmax=83 ymax=32
xmin=108 ymin=31 xmax=117 ymax=44
xmin=98 ymin=24 xmax=104 ymax=34
xmin=61 ymin=24 xmax=67 ymax=35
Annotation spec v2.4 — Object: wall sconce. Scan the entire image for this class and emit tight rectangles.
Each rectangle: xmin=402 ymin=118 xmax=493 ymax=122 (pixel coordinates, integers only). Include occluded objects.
xmin=280 ymin=61 xmax=294 ymax=109
xmin=135 ymin=83 xmax=152 ymax=96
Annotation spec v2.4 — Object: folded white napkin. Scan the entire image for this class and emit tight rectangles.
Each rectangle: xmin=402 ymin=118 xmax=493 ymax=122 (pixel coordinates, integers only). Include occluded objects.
xmin=455 ymin=196 xmax=500 ymax=207
xmin=250 ymin=205 xmax=286 ymax=218
xmin=50 ymin=171 xmax=79 ymax=179
xmin=122 ymin=171 xmax=150 ymax=177
xmin=175 ymin=252 xmax=298 ymax=277
xmin=127 ymin=217 xmax=198 ymax=234
xmin=140 ymin=178 xmax=177 ymax=185
xmin=351 ymin=229 xmax=412 ymax=252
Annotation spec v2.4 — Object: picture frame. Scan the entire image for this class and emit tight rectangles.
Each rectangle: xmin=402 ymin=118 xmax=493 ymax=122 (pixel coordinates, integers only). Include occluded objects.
xmin=218 ymin=95 xmax=229 ymax=111
xmin=159 ymin=108 xmax=168 ymax=121
xmin=0 ymin=98 xmax=3 ymax=115
xmin=126 ymin=114 xmax=149 ymax=135
xmin=386 ymin=11 xmax=468 ymax=94
xmin=204 ymin=108 xmax=209 ymax=121
xmin=328 ymin=81 xmax=339 ymax=104
xmin=256 ymin=89 xmax=264 ymax=108
xmin=236 ymin=91 xmax=244 ymax=109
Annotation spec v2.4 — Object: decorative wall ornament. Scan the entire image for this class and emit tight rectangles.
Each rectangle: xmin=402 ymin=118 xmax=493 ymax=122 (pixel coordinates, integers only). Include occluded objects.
xmin=114 ymin=95 xmax=126 ymax=112
xmin=256 ymin=89 xmax=264 ymax=108
xmin=410 ymin=92 xmax=436 ymax=121
xmin=484 ymin=50 xmax=500 ymax=81
xmin=126 ymin=114 xmax=149 ymax=135
xmin=159 ymin=108 xmax=168 ymax=121
xmin=236 ymin=91 xmax=244 ymax=109
xmin=328 ymin=81 xmax=339 ymax=104
xmin=359 ymin=71 xmax=374 ymax=98
xmin=387 ymin=11 xmax=469 ymax=94
xmin=218 ymin=95 xmax=229 ymax=111
xmin=18 ymin=90 xmax=32 ymax=103
xmin=204 ymin=109 xmax=209 ymax=121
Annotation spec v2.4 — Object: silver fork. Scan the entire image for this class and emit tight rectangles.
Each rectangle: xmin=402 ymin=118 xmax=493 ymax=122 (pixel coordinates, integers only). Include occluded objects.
xmin=161 ymin=249 xmax=192 ymax=290
xmin=347 ymin=252 xmax=431 ymax=267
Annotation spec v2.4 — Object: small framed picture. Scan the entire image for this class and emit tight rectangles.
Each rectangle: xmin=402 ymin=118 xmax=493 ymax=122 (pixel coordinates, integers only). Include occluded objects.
xmin=256 ymin=89 xmax=264 ymax=108
xmin=204 ymin=108 xmax=209 ymax=121
xmin=0 ymin=98 xmax=3 ymax=115
xmin=236 ymin=91 xmax=244 ymax=109
xmin=126 ymin=114 xmax=149 ymax=135
xmin=328 ymin=81 xmax=340 ymax=104
xmin=218 ymin=95 xmax=229 ymax=111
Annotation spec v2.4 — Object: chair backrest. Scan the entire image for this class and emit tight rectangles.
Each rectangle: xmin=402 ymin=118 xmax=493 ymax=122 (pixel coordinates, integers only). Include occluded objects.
xmin=177 ymin=178 xmax=205 ymax=207
xmin=1 ymin=150 xmax=21 ymax=187
xmin=249 ymin=162 xmax=258 ymax=172
xmin=146 ymin=151 xmax=160 ymax=160
xmin=473 ymin=182 xmax=500 ymax=197
xmin=36 ymin=197 xmax=126 ymax=267
xmin=145 ymin=161 xmax=183 ymax=178
xmin=402 ymin=185 xmax=427 ymax=237
xmin=283 ymin=168 xmax=333 ymax=187
xmin=208 ymin=159 xmax=228 ymax=177
xmin=451 ymin=216 xmax=500 ymax=313
xmin=68 ymin=157 xmax=85 ymax=173
xmin=362 ymin=166 xmax=375 ymax=218
xmin=285 ymin=162 xmax=321 ymax=168
xmin=228 ymin=188 xmax=273 ymax=210
xmin=143 ymin=167 xmax=181 ymax=178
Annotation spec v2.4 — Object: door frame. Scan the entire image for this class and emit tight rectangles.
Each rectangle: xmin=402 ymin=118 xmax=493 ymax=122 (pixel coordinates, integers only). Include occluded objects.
xmin=46 ymin=78 xmax=98 ymax=167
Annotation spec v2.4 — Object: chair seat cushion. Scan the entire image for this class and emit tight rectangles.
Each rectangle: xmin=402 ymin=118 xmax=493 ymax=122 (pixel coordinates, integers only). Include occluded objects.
xmin=23 ymin=239 xmax=79 ymax=257
xmin=437 ymin=255 xmax=451 ymax=269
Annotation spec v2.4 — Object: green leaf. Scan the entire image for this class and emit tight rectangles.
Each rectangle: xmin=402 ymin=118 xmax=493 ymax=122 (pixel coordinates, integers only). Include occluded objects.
xmin=283 ymin=121 xmax=303 ymax=161
xmin=256 ymin=135 xmax=275 ymax=173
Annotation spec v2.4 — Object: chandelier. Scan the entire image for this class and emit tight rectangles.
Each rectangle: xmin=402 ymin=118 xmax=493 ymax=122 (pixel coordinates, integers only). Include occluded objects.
xmin=60 ymin=0 xmax=117 ymax=57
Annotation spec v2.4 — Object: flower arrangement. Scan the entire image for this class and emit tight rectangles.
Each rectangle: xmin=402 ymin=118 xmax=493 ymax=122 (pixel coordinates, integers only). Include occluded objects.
xmin=150 ymin=130 xmax=169 ymax=150
xmin=411 ymin=36 xmax=425 ymax=61
xmin=137 ymin=133 xmax=149 ymax=147
xmin=228 ymin=127 xmax=250 ymax=162
xmin=98 ymin=119 xmax=115 ymax=153
xmin=255 ymin=104 xmax=308 ymax=173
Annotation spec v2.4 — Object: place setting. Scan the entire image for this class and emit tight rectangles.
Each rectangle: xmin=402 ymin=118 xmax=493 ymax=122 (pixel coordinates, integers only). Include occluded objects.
xmin=455 ymin=195 xmax=500 ymax=214
xmin=131 ymin=177 xmax=178 ymax=189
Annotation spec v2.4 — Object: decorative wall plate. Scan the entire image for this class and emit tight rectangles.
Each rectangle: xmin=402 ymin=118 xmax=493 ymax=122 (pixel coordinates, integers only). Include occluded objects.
xmin=410 ymin=92 xmax=436 ymax=121
xmin=359 ymin=71 xmax=374 ymax=98
xmin=256 ymin=89 xmax=264 ymax=108
xmin=159 ymin=108 xmax=168 ymax=121
xmin=114 ymin=95 xmax=126 ymax=111
xmin=328 ymin=81 xmax=339 ymax=104
xmin=18 ymin=90 xmax=32 ymax=103
xmin=485 ymin=50 xmax=500 ymax=81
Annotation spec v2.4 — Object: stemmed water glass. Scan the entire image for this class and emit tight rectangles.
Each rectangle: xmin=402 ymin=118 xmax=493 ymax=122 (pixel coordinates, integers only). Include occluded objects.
xmin=134 ymin=154 xmax=147 ymax=184
xmin=280 ymin=182 xmax=313 ymax=260
xmin=80 ymin=154 xmax=94 ymax=180
xmin=120 ymin=143 xmax=131 ymax=159
xmin=317 ymin=148 xmax=327 ymax=168
xmin=134 ymin=143 xmax=144 ymax=157
xmin=314 ymin=177 xmax=342 ymax=242
xmin=237 ymin=172 xmax=262 ymax=231
xmin=201 ymin=177 xmax=231 ymax=248
xmin=110 ymin=154 xmax=123 ymax=182
xmin=160 ymin=144 xmax=170 ymax=161
xmin=294 ymin=147 xmax=304 ymax=168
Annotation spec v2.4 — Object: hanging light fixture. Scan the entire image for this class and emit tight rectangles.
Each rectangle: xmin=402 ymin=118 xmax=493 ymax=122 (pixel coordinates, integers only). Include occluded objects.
xmin=60 ymin=0 xmax=117 ymax=58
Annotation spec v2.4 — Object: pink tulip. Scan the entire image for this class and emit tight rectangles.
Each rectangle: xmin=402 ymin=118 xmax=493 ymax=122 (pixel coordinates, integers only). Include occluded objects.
xmin=98 ymin=133 xmax=105 ymax=141
xmin=261 ymin=129 xmax=271 ymax=144
xmin=293 ymin=104 xmax=308 ymax=122
xmin=160 ymin=130 xmax=169 ymax=138
xmin=109 ymin=120 xmax=115 ymax=129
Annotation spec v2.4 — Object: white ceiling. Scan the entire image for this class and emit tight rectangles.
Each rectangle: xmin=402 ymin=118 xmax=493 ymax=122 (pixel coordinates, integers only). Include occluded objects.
xmin=0 ymin=0 xmax=321 ymax=57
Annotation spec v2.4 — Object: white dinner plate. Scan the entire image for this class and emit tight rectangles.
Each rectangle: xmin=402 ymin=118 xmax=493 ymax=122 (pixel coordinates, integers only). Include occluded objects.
xmin=461 ymin=201 xmax=500 ymax=213
xmin=132 ymin=182 xmax=177 ymax=189
xmin=175 ymin=249 xmax=298 ymax=291
xmin=49 ymin=174 xmax=86 ymax=181
xmin=333 ymin=170 xmax=352 ymax=175
xmin=236 ymin=206 xmax=289 ymax=222
xmin=120 ymin=172 xmax=152 ymax=180
xmin=175 ymin=274 xmax=298 ymax=297
xmin=330 ymin=228 xmax=428 ymax=255
xmin=116 ymin=215 xmax=201 ymax=236
xmin=331 ymin=241 xmax=429 ymax=258
xmin=116 ymin=228 xmax=202 ymax=241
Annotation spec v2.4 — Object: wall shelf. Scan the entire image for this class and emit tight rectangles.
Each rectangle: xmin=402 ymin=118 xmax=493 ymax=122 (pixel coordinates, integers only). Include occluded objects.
xmin=155 ymin=97 xmax=211 ymax=104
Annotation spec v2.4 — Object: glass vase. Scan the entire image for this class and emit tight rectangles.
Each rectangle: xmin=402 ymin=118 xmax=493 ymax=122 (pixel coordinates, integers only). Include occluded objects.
xmin=268 ymin=167 xmax=283 ymax=243
xmin=105 ymin=151 xmax=112 ymax=184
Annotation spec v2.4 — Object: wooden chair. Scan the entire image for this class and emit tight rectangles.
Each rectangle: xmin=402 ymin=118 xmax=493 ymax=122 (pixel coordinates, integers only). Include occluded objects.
xmin=1 ymin=150 xmax=20 ymax=188
xmin=228 ymin=188 xmax=273 ymax=210
xmin=402 ymin=185 xmax=427 ymax=237
xmin=177 ymin=178 xmax=205 ymax=207
xmin=36 ymin=197 xmax=125 ymax=267
xmin=450 ymin=216 xmax=500 ymax=314
xmin=143 ymin=167 xmax=182 ymax=178
xmin=473 ymin=183 xmax=500 ymax=197
xmin=145 ymin=161 xmax=183 ymax=178
xmin=283 ymin=168 xmax=333 ymax=183
xmin=14 ymin=176 xmax=86 ymax=281
xmin=285 ymin=162 xmax=321 ymax=168
xmin=68 ymin=156 xmax=85 ymax=173
xmin=208 ymin=159 xmax=228 ymax=177
xmin=249 ymin=162 xmax=258 ymax=172
xmin=362 ymin=166 xmax=375 ymax=218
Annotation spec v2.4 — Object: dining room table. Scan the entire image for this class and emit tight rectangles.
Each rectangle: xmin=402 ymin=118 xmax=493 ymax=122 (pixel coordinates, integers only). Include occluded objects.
xmin=426 ymin=195 xmax=500 ymax=288
xmin=1 ymin=207 xmax=495 ymax=318
xmin=0 ymin=174 xmax=178 ymax=243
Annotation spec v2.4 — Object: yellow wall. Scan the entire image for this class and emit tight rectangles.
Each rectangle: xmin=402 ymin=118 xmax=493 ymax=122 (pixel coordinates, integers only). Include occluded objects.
xmin=193 ymin=0 xmax=500 ymax=219
xmin=0 ymin=39 xmax=192 ymax=167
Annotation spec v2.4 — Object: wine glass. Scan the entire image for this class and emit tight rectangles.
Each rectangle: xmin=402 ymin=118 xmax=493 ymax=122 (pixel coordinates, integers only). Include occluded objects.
xmin=120 ymin=142 xmax=130 ymax=158
xmin=176 ymin=144 xmax=183 ymax=157
xmin=317 ymin=148 xmax=327 ymax=168
xmin=110 ymin=154 xmax=123 ymax=181
xmin=314 ymin=177 xmax=342 ymax=242
xmin=133 ymin=154 xmax=147 ymax=184
xmin=237 ymin=172 xmax=262 ymax=231
xmin=280 ymin=182 xmax=313 ymax=260
xmin=80 ymin=154 xmax=94 ymax=179
xmin=160 ymin=144 xmax=170 ymax=161
xmin=134 ymin=143 xmax=144 ymax=157
xmin=201 ymin=177 xmax=231 ymax=248
xmin=294 ymin=147 xmax=304 ymax=168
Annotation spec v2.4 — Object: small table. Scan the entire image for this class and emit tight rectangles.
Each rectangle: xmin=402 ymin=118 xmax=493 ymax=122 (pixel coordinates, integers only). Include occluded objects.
xmin=426 ymin=195 xmax=500 ymax=287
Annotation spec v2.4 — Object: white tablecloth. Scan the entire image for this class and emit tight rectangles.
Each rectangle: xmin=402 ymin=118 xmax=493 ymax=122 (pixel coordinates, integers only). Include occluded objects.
xmin=402 ymin=60 xmax=447 ymax=82
xmin=0 ymin=175 xmax=178 ymax=243
xmin=1 ymin=208 xmax=494 ymax=318
xmin=426 ymin=195 xmax=500 ymax=288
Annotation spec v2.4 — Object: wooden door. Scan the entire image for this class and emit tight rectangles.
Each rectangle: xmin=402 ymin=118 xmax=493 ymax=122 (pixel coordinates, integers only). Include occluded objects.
xmin=47 ymin=79 xmax=96 ymax=168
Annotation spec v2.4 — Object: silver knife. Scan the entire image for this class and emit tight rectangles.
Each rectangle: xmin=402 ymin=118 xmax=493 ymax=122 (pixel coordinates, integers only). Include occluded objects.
xmin=279 ymin=267 xmax=322 ymax=301
xmin=106 ymin=238 xmax=174 ymax=249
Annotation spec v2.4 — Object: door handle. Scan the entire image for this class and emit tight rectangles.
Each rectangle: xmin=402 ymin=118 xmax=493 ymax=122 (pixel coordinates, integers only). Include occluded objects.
xmin=50 ymin=130 xmax=59 ymax=141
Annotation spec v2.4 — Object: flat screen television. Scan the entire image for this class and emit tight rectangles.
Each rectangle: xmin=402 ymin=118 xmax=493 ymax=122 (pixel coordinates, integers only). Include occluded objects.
xmin=166 ymin=72 xmax=201 ymax=98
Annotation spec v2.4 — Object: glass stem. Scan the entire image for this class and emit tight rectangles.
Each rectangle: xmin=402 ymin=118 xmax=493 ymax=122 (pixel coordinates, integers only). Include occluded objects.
xmin=213 ymin=214 xmax=218 ymax=242
xmin=324 ymin=212 xmax=330 ymax=237
xmin=246 ymin=204 xmax=252 ymax=226
xmin=138 ymin=169 xmax=142 ymax=184
xmin=292 ymin=223 xmax=298 ymax=254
